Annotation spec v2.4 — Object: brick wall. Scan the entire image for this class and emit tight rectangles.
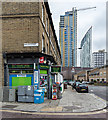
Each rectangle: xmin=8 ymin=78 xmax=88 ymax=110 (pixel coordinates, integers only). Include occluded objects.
xmin=2 ymin=17 xmax=39 ymax=53
xmin=2 ymin=2 xmax=39 ymax=15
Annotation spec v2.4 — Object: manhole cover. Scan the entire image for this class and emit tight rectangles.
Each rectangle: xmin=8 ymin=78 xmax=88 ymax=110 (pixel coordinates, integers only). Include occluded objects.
xmin=2 ymin=105 xmax=17 ymax=109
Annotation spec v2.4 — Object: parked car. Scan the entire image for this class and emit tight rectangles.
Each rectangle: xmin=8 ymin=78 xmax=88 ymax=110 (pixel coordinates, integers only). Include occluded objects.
xmin=68 ymin=81 xmax=74 ymax=86
xmin=72 ymin=81 xmax=81 ymax=89
xmin=82 ymin=81 xmax=87 ymax=84
xmin=89 ymin=81 xmax=94 ymax=85
xmin=76 ymin=83 xmax=89 ymax=93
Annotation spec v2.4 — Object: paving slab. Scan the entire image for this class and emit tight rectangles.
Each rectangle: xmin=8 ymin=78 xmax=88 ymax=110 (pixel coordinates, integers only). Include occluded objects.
xmin=58 ymin=86 xmax=107 ymax=112
xmin=1 ymin=85 xmax=107 ymax=113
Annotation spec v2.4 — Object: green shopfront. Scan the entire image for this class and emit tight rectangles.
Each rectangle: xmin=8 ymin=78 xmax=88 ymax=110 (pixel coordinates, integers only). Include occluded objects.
xmin=8 ymin=64 xmax=34 ymax=88
xmin=4 ymin=53 xmax=57 ymax=99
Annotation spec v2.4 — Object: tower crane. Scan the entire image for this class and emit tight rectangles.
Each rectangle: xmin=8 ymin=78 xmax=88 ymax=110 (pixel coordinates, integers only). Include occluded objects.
xmin=77 ymin=6 xmax=96 ymax=11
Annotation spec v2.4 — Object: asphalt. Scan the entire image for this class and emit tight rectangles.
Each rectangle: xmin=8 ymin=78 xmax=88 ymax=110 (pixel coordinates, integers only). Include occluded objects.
xmin=1 ymin=85 xmax=107 ymax=114
xmin=1 ymin=110 xmax=107 ymax=119
xmin=88 ymin=85 xmax=108 ymax=101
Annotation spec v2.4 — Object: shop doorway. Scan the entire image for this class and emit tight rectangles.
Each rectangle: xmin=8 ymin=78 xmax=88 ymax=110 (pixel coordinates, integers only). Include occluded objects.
xmin=40 ymin=71 xmax=48 ymax=97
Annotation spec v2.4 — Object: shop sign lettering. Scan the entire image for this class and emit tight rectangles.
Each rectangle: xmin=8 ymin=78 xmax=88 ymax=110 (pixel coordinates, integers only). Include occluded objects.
xmin=51 ymin=66 xmax=61 ymax=73
xmin=17 ymin=74 xmax=26 ymax=77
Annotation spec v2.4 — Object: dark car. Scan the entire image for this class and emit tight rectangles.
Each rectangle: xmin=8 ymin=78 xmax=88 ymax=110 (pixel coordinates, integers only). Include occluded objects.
xmin=76 ymin=84 xmax=88 ymax=93
xmin=72 ymin=81 xmax=81 ymax=89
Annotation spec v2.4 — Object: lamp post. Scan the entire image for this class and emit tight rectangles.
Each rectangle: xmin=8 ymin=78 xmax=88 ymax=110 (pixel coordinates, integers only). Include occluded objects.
xmin=78 ymin=47 xmax=82 ymax=67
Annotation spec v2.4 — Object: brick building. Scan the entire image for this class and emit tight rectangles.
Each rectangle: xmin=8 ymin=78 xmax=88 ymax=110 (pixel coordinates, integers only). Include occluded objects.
xmin=89 ymin=66 xmax=106 ymax=82
xmin=1 ymin=2 xmax=61 ymax=88
xmin=61 ymin=67 xmax=92 ymax=81
xmin=74 ymin=65 xmax=107 ymax=82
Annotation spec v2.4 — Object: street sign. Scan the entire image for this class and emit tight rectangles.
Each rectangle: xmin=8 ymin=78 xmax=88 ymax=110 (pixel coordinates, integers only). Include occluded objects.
xmin=24 ymin=43 xmax=39 ymax=47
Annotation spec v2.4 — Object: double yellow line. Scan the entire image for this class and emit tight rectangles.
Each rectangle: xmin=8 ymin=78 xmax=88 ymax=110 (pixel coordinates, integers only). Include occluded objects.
xmin=0 ymin=109 xmax=107 ymax=116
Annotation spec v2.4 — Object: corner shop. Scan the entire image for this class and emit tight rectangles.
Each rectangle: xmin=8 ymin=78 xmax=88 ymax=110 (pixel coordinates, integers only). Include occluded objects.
xmin=4 ymin=53 xmax=62 ymax=99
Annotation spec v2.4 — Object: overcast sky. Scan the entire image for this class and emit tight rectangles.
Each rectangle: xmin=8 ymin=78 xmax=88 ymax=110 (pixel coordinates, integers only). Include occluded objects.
xmin=48 ymin=0 xmax=106 ymax=66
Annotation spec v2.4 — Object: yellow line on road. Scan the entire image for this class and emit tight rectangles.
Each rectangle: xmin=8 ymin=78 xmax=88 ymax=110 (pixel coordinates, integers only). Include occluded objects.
xmin=0 ymin=109 xmax=107 ymax=116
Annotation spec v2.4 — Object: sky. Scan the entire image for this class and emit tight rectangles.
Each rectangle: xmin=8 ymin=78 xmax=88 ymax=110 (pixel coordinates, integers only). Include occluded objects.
xmin=48 ymin=0 xmax=106 ymax=66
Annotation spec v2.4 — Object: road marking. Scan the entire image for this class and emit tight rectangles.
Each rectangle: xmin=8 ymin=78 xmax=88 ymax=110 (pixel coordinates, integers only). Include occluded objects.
xmin=90 ymin=90 xmax=93 ymax=92
xmin=0 ymin=109 xmax=107 ymax=116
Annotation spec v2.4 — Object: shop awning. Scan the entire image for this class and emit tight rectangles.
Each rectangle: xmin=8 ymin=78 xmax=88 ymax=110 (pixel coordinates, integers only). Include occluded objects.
xmin=4 ymin=52 xmax=57 ymax=64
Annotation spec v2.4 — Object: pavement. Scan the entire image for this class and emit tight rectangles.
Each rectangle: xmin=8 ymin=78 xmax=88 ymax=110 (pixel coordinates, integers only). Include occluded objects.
xmin=1 ymin=85 xmax=107 ymax=113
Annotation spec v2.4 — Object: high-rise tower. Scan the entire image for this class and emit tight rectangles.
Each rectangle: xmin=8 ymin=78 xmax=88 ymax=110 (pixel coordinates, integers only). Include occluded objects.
xmin=80 ymin=27 xmax=92 ymax=68
xmin=59 ymin=8 xmax=77 ymax=67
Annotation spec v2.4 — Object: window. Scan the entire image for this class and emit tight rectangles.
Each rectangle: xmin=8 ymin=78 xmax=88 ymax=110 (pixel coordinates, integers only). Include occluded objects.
xmin=104 ymin=72 xmax=106 ymax=75
xmin=46 ymin=18 xmax=48 ymax=32
xmin=42 ymin=36 xmax=44 ymax=53
xmin=100 ymin=72 xmax=102 ymax=76
xmin=46 ymin=43 xmax=48 ymax=54
xmin=42 ymin=5 xmax=44 ymax=23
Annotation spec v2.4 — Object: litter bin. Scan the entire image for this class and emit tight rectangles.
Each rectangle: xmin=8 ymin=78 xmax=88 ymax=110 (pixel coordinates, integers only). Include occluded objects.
xmin=64 ymin=83 xmax=67 ymax=89
xmin=34 ymin=90 xmax=44 ymax=104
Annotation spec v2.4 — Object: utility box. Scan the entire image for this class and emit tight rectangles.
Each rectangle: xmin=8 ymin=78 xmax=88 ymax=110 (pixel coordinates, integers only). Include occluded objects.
xmin=26 ymin=86 xmax=34 ymax=96
xmin=18 ymin=86 xmax=26 ymax=96
xmin=9 ymin=89 xmax=16 ymax=102
xmin=18 ymin=96 xmax=26 ymax=102
xmin=3 ymin=87 xmax=9 ymax=102
xmin=0 ymin=87 xmax=3 ymax=102
xmin=26 ymin=96 xmax=34 ymax=102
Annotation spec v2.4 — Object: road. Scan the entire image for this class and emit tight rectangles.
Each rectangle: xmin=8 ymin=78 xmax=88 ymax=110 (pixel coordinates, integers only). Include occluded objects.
xmin=1 ymin=110 xmax=107 ymax=119
xmin=88 ymin=85 xmax=108 ymax=101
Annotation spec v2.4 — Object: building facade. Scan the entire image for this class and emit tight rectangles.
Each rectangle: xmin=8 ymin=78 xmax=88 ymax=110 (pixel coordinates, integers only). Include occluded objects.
xmin=59 ymin=8 xmax=77 ymax=67
xmin=74 ymin=65 xmax=107 ymax=82
xmin=80 ymin=27 xmax=92 ymax=68
xmin=1 ymin=1 xmax=61 ymax=90
xmin=62 ymin=67 xmax=92 ymax=81
xmin=92 ymin=50 xmax=106 ymax=68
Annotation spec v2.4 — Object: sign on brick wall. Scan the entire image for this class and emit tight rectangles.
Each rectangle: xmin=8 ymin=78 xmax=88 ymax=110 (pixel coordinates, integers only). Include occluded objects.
xmin=24 ymin=43 xmax=39 ymax=47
